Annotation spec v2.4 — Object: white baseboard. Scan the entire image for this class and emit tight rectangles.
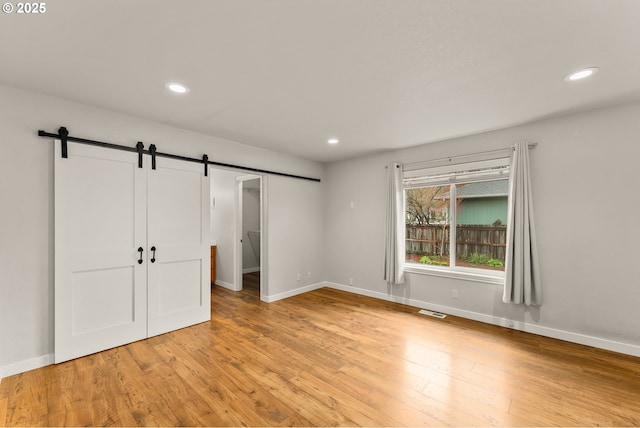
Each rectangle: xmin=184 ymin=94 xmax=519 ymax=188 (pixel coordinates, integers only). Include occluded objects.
xmin=242 ymin=267 xmax=260 ymax=274
xmin=214 ymin=279 xmax=236 ymax=291
xmin=325 ymin=282 xmax=640 ymax=358
xmin=0 ymin=353 xmax=54 ymax=381
xmin=263 ymin=282 xmax=325 ymax=303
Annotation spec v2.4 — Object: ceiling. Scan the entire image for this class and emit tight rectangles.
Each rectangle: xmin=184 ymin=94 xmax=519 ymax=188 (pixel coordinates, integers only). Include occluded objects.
xmin=1 ymin=0 xmax=639 ymax=163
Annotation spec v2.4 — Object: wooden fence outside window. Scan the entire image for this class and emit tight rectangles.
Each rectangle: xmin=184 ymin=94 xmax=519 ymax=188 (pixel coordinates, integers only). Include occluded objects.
xmin=406 ymin=224 xmax=507 ymax=261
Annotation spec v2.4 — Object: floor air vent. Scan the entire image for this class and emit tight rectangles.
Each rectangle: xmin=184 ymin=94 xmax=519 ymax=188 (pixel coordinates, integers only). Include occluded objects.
xmin=418 ymin=309 xmax=447 ymax=319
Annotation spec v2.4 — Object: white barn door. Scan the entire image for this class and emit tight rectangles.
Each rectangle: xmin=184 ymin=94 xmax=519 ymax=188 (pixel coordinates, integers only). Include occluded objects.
xmin=55 ymin=141 xmax=211 ymax=363
xmin=147 ymin=157 xmax=210 ymax=337
xmin=54 ymin=142 xmax=147 ymax=363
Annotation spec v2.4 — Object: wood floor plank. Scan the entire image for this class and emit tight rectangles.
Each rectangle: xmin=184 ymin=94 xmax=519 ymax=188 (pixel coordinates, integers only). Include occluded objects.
xmin=1 ymin=279 xmax=639 ymax=426
xmin=153 ymin=339 xmax=289 ymax=426
xmin=4 ymin=369 xmax=52 ymax=426
xmin=100 ymin=348 xmax=178 ymax=426
xmin=289 ymin=370 xmax=404 ymax=426
xmin=0 ymin=393 xmax=7 ymax=426
xmin=191 ymin=347 xmax=313 ymax=426
xmin=380 ymin=396 xmax=449 ymax=426
xmin=43 ymin=362 xmax=95 ymax=426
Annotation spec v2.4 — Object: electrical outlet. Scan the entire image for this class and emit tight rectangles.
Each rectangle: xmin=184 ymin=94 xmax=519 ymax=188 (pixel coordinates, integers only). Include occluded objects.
xmin=452 ymin=289 xmax=459 ymax=299
xmin=307 ymin=271 xmax=311 ymax=279
xmin=296 ymin=273 xmax=301 ymax=281
xmin=349 ymin=278 xmax=354 ymax=286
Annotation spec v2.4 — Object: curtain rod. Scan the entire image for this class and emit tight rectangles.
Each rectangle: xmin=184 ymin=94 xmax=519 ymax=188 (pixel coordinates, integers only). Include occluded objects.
xmin=401 ymin=142 xmax=537 ymax=171
xmin=37 ymin=128 xmax=321 ymax=183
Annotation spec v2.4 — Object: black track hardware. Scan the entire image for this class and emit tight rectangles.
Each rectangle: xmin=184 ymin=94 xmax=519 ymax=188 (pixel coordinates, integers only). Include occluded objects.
xmin=38 ymin=127 xmax=321 ymax=182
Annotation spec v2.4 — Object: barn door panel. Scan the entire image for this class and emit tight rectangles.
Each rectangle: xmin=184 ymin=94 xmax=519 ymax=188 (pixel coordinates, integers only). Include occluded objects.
xmin=147 ymin=157 xmax=210 ymax=337
xmin=54 ymin=141 xmax=147 ymax=363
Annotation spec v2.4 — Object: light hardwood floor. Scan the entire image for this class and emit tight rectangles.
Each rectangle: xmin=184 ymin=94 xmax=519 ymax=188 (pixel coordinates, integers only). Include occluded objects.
xmin=1 ymin=279 xmax=639 ymax=426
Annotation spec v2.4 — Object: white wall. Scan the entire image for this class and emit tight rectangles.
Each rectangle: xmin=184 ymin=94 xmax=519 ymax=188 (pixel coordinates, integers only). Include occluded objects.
xmin=0 ymin=84 xmax=325 ymax=378
xmin=265 ymin=175 xmax=325 ymax=300
xmin=324 ymin=101 xmax=640 ymax=355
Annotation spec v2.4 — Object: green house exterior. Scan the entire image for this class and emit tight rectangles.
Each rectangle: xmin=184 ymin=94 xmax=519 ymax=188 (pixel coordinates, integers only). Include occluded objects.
xmin=457 ymin=196 xmax=507 ymax=225
xmin=438 ymin=180 xmax=509 ymax=225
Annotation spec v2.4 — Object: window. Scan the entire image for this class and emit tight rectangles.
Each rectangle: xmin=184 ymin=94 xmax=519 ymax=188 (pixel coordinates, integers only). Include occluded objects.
xmin=404 ymin=157 xmax=510 ymax=279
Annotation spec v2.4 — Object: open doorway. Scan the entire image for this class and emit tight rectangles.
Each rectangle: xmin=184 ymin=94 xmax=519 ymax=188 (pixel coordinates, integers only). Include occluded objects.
xmin=210 ymin=170 xmax=264 ymax=298
xmin=236 ymin=175 xmax=262 ymax=295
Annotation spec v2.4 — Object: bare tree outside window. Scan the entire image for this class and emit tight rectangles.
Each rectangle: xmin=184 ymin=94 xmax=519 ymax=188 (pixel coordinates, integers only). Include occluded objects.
xmin=405 ymin=186 xmax=448 ymax=225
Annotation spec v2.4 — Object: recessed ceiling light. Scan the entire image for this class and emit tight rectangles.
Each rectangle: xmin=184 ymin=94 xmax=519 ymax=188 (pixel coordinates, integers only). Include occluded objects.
xmin=165 ymin=82 xmax=190 ymax=94
xmin=327 ymin=138 xmax=339 ymax=145
xmin=564 ymin=67 xmax=599 ymax=82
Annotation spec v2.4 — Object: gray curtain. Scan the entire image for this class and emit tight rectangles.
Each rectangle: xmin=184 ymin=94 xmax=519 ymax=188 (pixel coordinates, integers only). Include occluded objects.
xmin=384 ymin=162 xmax=405 ymax=285
xmin=503 ymin=142 xmax=541 ymax=305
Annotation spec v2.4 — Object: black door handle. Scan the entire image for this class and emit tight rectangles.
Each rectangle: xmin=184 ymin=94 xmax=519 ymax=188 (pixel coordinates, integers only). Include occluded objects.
xmin=150 ymin=246 xmax=156 ymax=263
xmin=137 ymin=247 xmax=144 ymax=264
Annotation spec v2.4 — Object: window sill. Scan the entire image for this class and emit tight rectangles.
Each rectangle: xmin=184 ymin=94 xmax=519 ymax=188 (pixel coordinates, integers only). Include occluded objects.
xmin=404 ymin=263 xmax=505 ymax=285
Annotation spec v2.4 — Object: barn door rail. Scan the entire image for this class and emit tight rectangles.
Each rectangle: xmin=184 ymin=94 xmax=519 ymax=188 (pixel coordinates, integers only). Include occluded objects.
xmin=38 ymin=127 xmax=321 ymax=182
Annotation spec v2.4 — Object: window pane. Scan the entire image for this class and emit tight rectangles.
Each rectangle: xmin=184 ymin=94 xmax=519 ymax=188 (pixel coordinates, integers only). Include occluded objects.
xmin=454 ymin=179 xmax=508 ymax=271
xmin=405 ymin=185 xmax=450 ymax=267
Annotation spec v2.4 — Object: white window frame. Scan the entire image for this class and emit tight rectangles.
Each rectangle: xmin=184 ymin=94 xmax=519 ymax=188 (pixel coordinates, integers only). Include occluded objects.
xmin=403 ymin=156 xmax=510 ymax=285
